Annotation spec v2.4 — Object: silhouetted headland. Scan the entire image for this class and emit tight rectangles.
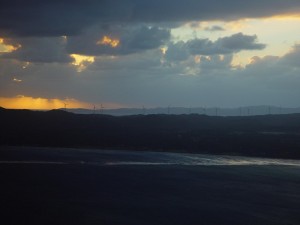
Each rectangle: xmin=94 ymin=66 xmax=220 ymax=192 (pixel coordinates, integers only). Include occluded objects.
xmin=1 ymin=108 xmax=300 ymax=159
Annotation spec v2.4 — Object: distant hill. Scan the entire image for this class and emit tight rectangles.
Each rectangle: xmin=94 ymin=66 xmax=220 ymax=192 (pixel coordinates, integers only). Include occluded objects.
xmin=66 ymin=106 xmax=300 ymax=116
xmin=1 ymin=108 xmax=300 ymax=159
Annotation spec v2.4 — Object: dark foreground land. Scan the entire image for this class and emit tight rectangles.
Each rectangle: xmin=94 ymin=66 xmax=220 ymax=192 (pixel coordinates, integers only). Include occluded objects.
xmin=1 ymin=108 xmax=300 ymax=159
xmin=1 ymin=147 xmax=300 ymax=225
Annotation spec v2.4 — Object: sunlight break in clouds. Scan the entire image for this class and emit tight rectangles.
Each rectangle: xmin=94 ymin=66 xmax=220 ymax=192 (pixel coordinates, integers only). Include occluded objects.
xmin=97 ymin=36 xmax=120 ymax=48
xmin=0 ymin=38 xmax=21 ymax=53
xmin=70 ymin=54 xmax=95 ymax=72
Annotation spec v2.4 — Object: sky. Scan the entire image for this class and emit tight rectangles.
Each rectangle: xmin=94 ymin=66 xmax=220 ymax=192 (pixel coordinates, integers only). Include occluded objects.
xmin=1 ymin=0 xmax=300 ymax=109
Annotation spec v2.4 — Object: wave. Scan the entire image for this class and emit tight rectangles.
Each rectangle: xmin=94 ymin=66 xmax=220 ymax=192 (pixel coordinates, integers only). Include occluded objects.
xmin=1 ymin=151 xmax=299 ymax=167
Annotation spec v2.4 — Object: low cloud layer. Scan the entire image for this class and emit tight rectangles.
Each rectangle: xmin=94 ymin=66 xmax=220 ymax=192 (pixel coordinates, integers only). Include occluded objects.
xmin=1 ymin=44 xmax=300 ymax=107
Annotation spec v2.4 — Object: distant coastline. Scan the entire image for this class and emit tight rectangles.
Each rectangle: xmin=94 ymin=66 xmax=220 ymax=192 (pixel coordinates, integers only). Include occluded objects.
xmin=1 ymin=107 xmax=300 ymax=159
xmin=61 ymin=106 xmax=300 ymax=116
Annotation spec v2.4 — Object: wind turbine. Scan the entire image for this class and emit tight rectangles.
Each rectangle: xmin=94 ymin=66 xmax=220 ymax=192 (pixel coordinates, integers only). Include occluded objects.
xmin=100 ymin=104 xmax=104 ymax=114
xmin=279 ymin=105 xmax=282 ymax=114
xmin=142 ymin=105 xmax=146 ymax=115
xmin=63 ymin=103 xmax=68 ymax=111
xmin=167 ymin=105 xmax=171 ymax=114
xmin=93 ymin=105 xmax=96 ymax=114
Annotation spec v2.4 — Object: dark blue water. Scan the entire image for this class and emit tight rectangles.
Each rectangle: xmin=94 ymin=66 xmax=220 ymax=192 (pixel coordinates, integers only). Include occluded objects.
xmin=1 ymin=147 xmax=299 ymax=166
xmin=1 ymin=147 xmax=300 ymax=225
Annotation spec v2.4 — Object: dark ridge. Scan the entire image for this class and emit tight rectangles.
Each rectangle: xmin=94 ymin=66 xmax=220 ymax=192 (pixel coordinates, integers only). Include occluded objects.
xmin=1 ymin=109 xmax=300 ymax=159
xmin=46 ymin=109 xmax=74 ymax=115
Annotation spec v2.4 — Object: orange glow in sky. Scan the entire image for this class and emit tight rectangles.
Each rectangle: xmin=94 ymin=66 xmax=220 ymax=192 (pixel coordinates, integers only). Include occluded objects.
xmin=194 ymin=55 xmax=201 ymax=64
xmin=0 ymin=96 xmax=91 ymax=110
xmin=97 ymin=36 xmax=120 ymax=48
xmin=0 ymin=38 xmax=21 ymax=52
xmin=0 ymin=96 xmax=126 ymax=110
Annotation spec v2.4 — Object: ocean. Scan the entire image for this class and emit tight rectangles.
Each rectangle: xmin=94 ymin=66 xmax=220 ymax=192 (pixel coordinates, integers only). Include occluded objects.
xmin=1 ymin=146 xmax=300 ymax=225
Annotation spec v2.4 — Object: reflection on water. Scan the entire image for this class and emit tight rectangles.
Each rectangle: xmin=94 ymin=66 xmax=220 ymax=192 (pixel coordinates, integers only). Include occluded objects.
xmin=104 ymin=152 xmax=300 ymax=166
xmin=1 ymin=149 xmax=299 ymax=167
xmin=0 ymin=161 xmax=68 ymax=165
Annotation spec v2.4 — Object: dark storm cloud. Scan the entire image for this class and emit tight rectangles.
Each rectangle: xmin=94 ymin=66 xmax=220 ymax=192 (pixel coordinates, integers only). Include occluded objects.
xmin=0 ymin=25 xmax=170 ymax=63
xmin=122 ymin=26 xmax=170 ymax=51
xmin=1 ymin=0 xmax=300 ymax=37
xmin=0 ymin=0 xmax=109 ymax=37
xmin=1 ymin=37 xmax=72 ymax=63
xmin=66 ymin=25 xmax=170 ymax=56
xmin=165 ymin=33 xmax=266 ymax=61
xmin=127 ymin=0 xmax=300 ymax=22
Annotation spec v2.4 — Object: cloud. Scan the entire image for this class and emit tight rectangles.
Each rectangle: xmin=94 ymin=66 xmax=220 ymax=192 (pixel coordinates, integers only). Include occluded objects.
xmin=0 ymin=1 xmax=299 ymax=110
xmin=0 ymin=58 xmax=78 ymax=99
xmin=165 ymin=41 xmax=190 ymax=62
xmin=121 ymin=26 xmax=170 ymax=52
xmin=1 ymin=37 xmax=72 ymax=63
xmin=0 ymin=25 xmax=170 ymax=64
xmin=0 ymin=0 xmax=105 ymax=37
xmin=0 ymin=33 xmax=299 ymax=108
xmin=66 ymin=25 xmax=171 ymax=56
xmin=188 ymin=33 xmax=266 ymax=55
xmin=237 ymin=45 xmax=300 ymax=94
xmin=1 ymin=0 xmax=300 ymax=37
xmin=246 ymin=45 xmax=300 ymax=72
xmin=281 ymin=44 xmax=300 ymax=68
xmin=165 ymin=33 xmax=266 ymax=62
xmin=0 ymin=38 xmax=20 ymax=52
xmin=89 ymin=49 xmax=162 ymax=72
xmin=199 ymin=55 xmax=233 ymax=71
xmin=216 ymin=33 xmax=266 ymax=52
xmin=204 ymin=25 xmax=225 ymax=32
